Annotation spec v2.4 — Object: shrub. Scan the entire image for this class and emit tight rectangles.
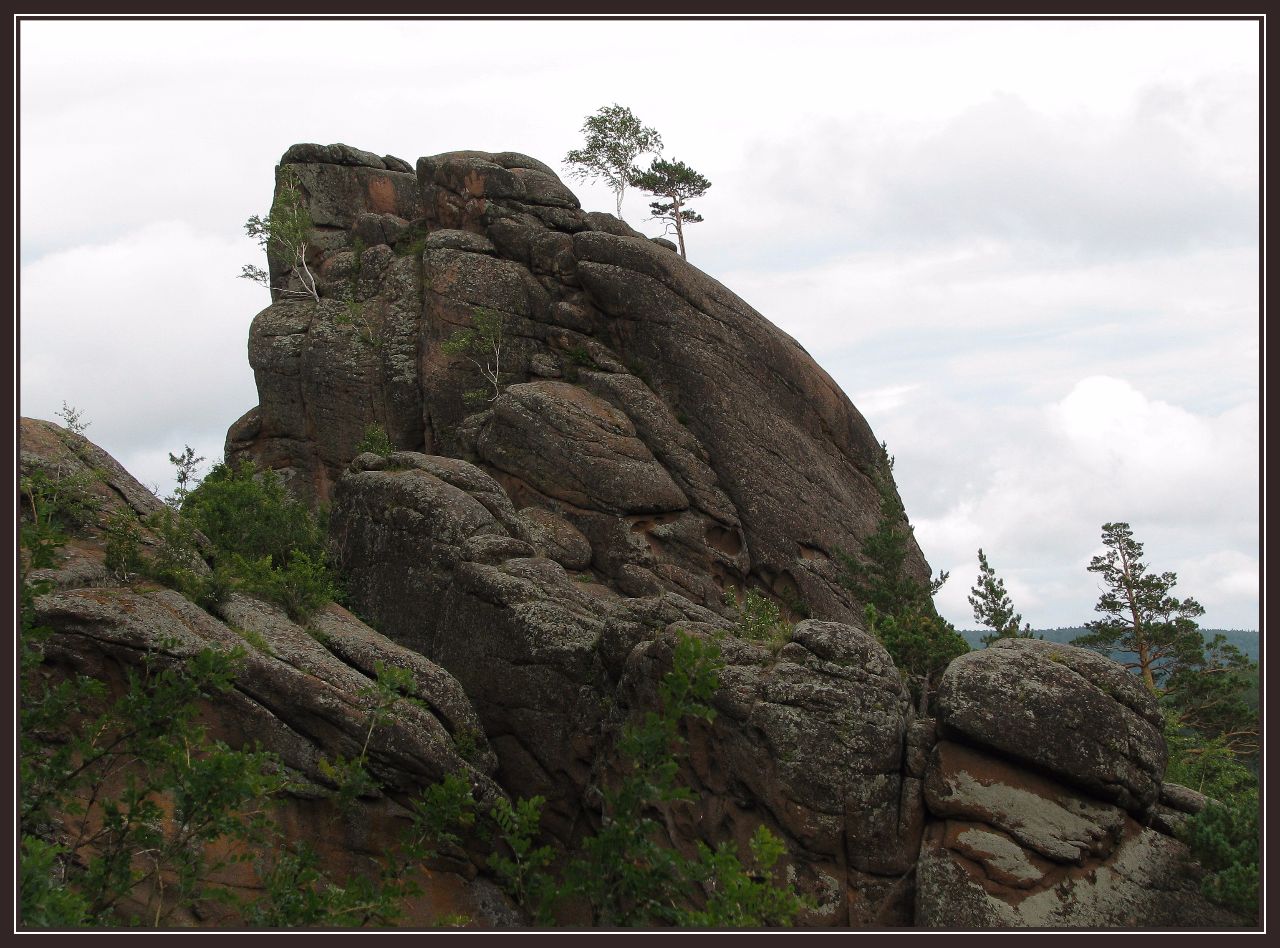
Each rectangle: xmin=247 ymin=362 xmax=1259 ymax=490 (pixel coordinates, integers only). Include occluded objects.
xmin=724 ymin=587 xmax=792 ymax=656
xmin=1164 ymin=714 xmax=1259 ymax=921
xmin=356 ymin=422 xmax=394 ymax=458
xmin=177 ymin=461 xmax=338 ymax=620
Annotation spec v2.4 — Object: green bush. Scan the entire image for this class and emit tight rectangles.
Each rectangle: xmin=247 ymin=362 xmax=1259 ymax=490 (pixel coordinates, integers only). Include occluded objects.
xmin=182 ymin=461 xmax=327 ymax=567
xmin=1164 ymin=714 xmax=1259 ymax=922
xmin=724 ymin=587 xmax=792 ymax=656
xmin=356 ymin=422 xmax=394 ymax=458
xmin=177 ymin=461 xmax=338 ymax=620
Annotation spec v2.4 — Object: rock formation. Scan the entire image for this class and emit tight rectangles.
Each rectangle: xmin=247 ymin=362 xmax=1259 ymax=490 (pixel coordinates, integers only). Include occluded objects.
xmin=18 ymin=143 xmax=1244 ymax=929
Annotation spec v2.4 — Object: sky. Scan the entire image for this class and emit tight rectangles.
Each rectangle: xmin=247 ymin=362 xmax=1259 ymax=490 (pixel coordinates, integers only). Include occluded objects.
xmin=17 ymin=17 xmax=1261 ymax=631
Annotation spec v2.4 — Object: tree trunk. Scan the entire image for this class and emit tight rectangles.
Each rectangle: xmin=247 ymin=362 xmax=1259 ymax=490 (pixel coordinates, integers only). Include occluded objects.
xmin=671 ymin=195 xmax=686 ymax=259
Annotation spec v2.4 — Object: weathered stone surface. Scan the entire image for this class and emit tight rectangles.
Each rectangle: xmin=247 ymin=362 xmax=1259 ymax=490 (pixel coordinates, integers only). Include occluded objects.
xmin=20 ymin=417 xmax=164 ymax=528
xmin=475 ymin=381 xmax=689 ymax=515
xmin=229 ymin=147 xmax=931 ymax=626
xmin=424 ymin=229 xmax=496 ymax=254
xmin=936 ymin=639 xmax=1166 ymax=813
xmin=282 ymin=142 xmax=390 ymax=169
xmin=916 ymin=818 xmax=1244 ymax=927
xmin=283 ymin=160 xmax=418 ymax=230
xmin=518 ymin=506 xmax=593 ymax=571
xmin=905 ymin=718 xmax=937 ymax=779
xmin=924 ymin=741 xmax=1126 ymax=864
xmin=569 ymin=229 xmax=924 ymax=622
xmin=1160 ymin=781 xmax=1210 ymax=815
xmin=613 ymin=622 xmax=915 ymax=923
xmin=354 ymin=212 xmax=409 ymax=248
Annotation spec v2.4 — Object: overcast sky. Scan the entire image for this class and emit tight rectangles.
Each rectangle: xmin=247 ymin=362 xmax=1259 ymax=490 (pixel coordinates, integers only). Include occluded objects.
xmin=17 ymin=17 xmax=1260 ymax=631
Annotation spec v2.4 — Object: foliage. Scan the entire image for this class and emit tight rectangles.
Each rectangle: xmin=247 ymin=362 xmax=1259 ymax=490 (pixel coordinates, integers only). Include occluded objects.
xmin=356 ymin=422 xmax=394 ymax=458
xmin=1183 ymin=789 xmax=1259 ymax=921
xmin=245 ymin=714 xmax=479 ymax=929
xmin=1162 ymin=634 xmax=1258 ymax=757
xmin=968 ymin=548 xmax=1035 ymax=645
xmin=19 ymin=628 xmax=285 ymax=927
xmin=1163 ymin=714 xmax=1259 ymax=922
xmin=838 ymin=445 xmax=947 ymax=616
xmin=440 ymin=307 xmax=507 ymax=406
xmin=487 ymin=796 xmax=557 ymax=916
xmin=1072 ymin=522 xmax=1206 ymax=693
xmin=863 ymin=604 xmax=968 ymax=690
xmin=559 ymin=632 xmax=810 ymax=927
xmin=57 ymin=400 xmax=91 ymax=435
xmin=20 ymin=465 xmax=100 ymax=569
xmin=629 ymin=158 xmax=711 ymax=260
xmin=1071 ymin=523 xmax=1257 ymax=757
xmin=241 ymin=168 xmax=319 ymax=302
xmin=564 ymin=103 xmax=664 ymax=217
xmin=723 ymin=586 xmax=792 ymax=655
xmin=178 ymin=460 xmax=338 ymax=620
xmin=166 ymin=445 xmax=206 ymax=508
xmin=838 ymin=443 xmax=965 ymax=707
xmin=682 ymin=826 xmax=805 ymax=928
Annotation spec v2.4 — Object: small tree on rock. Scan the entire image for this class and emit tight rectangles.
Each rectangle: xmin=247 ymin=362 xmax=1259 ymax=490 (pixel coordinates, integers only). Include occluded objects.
xmin=564 ymin=104 xmax=663 ymax=219
xmin=440 ymin=307 xmax=507 ymax=406
xmin=630 ymin=158 xmax=710 ymax=260
xmin=240 ymin=168 xmax=319 ymax=302
xmin=968 ymin=548 xmax=1034 ymax=645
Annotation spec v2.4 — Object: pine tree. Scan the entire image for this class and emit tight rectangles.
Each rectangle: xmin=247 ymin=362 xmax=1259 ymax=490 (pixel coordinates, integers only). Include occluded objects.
xmin=629 ymin=158 xmax=711 ymax=260
xmin=968 ymin=548 xmax=1034 ymax=646
xmin=1072 ymin=522 xmax=1207 ymax=694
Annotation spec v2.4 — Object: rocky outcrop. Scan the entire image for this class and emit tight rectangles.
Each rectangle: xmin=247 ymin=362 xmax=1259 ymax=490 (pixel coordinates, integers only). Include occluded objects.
xmin=19 ymin=418 xmax=517 ymax=927
xmin=226 ymin=143 xmax=929 ymax=624
xmin=19 ymin=142 xmax=1247 ymax=930
xmin=936 ymin=639 xmax=1167 ymax=814
xmin=328 ymin=448 xmax=923 ymax=922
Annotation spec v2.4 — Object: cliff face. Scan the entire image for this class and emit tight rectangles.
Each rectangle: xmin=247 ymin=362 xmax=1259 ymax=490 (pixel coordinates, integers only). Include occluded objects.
xmin=18 ymin=144 xmax=1241 ymax=929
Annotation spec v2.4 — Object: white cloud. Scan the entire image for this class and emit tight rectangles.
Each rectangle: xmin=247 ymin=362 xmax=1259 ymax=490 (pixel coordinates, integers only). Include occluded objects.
xmin=866 ymin=377 xmax=1258 ymax=630
xmin=20 ymin=221 xmax=263 ymax=492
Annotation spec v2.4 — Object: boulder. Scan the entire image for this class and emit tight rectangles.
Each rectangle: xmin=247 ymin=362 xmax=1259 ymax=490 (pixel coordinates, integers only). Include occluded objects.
xmin=935 ymin=639 xmax=1166 ymax=813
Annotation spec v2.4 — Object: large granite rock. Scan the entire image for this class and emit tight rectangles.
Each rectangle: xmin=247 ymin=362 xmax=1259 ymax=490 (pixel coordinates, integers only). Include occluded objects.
xmin=329 ymin=448 xmax=926 ymax=923
xmin=21 ymin=143 xmax=1245 ymax=930
xmin=227 ymin=144 xmax=931 ymax=624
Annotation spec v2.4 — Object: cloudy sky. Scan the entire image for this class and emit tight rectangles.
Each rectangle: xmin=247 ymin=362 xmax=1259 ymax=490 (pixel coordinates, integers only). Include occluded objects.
xmin=18 ymin=17 xmax=1260 ymax=631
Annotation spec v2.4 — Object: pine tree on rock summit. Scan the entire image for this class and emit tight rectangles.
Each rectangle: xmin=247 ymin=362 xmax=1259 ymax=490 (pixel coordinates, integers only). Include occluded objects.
xmin=629 ymin=158 xmax=711 ymax=261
